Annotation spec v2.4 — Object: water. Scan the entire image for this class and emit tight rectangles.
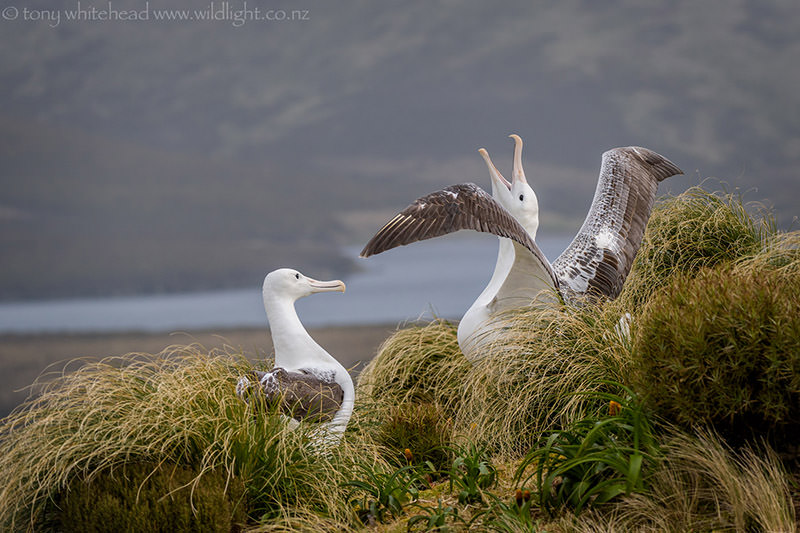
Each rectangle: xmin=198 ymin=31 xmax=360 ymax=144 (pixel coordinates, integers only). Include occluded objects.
xmin=0 ymin=236 xmax=570 ymax=334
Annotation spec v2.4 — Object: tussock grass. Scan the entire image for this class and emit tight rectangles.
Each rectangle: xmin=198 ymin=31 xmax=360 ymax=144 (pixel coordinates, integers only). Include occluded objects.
xmin=357 ymin=319 xmax=467 ymax=414
xmin=609 ymin=430 xmax=796 ymax=532
xmin=45 ymin=462 xmax=246 ymax=532
xmin=0 ymin=345 xmax=388 ymax=531
xmin=620 ymin=186 xmax=774 ymax=311
xmin=372 ymin=401 xmax=453 ymax=471
xmin=455 ymin=301 xmax=632 ymax=458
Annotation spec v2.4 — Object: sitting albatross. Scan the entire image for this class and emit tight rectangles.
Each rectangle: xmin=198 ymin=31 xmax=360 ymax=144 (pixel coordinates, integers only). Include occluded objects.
xmin=236 ymin=268 xmax=353 ymax=445
xmin=360 ymin=135 xmax=682 ymax=360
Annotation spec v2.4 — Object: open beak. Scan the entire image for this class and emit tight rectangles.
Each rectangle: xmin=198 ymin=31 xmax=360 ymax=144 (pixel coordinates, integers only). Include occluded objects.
xmin=478 ymin=148 xmax=511 ymax=193
xmin=509 ymin=134 xmax=528 ymax=185
xmin=307 ymin=278 xmax=346 ymax=293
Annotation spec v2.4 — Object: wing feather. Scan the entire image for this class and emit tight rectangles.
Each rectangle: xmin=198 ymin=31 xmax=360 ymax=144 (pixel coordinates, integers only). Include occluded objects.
xmin=245 ymin=368 xmax=344 ymax=422
xmin=360 ymin=183 xmax=559 ymax=288
xmin=552 ymin=147 xmax=682 ymax=301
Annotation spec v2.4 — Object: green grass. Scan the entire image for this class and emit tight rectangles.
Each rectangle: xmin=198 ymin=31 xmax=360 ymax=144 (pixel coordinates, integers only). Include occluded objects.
xmin=1 ymin=187 xmax=798 ymax=531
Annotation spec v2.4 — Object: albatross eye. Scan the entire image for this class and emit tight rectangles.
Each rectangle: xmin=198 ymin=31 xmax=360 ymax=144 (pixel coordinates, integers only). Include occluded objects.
xmin=295 ymin=273 xmax=300 ymax=279
xmin=519 ymin=194 xmax=524 ymax=201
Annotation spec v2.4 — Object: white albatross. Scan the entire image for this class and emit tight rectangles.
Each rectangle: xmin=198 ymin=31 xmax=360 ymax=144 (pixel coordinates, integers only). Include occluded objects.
xmin=360 ymin=136 xmax=682 ymax=360
xmin=236 ymin=268 xmax=354 ymax=446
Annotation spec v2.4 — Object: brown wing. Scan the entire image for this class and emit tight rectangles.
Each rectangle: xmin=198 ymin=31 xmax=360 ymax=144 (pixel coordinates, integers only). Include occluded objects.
xmin=552 ymin=147 xmax=682 ymax=301
xmin=359 ymin=183 xmax=558 ymax=288
xmin=249 ymin=368 xmax=344 ymax=422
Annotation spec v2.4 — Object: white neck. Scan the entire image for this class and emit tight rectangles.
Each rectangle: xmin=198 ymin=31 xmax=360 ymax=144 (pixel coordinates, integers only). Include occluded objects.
xmin=263 ymin=291 xmax=336 ymax=370
xmin=458 ymin=237 xmax=515 ymax=357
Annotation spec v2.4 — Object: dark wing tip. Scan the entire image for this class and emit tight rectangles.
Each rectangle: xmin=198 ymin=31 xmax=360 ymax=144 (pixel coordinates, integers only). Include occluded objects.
xmin=612 ymin=146 xmax=683 ymax=182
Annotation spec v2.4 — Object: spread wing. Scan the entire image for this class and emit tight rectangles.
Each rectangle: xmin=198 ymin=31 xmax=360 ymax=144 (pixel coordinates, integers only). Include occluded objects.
xmin=359 ymin=183 xmax=559 ymax=288
xmin=552 ymin=147 xmax=682 ymax=301
xmin=238 ymin=368 xmax=344 ymax=422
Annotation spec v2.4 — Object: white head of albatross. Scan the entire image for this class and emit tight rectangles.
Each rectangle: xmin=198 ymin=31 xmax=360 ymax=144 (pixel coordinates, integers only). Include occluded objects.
xmin=458 ymin=136 xmax=546 ymax=357
xmin=236 ymin=268 xmax=354 ymax=446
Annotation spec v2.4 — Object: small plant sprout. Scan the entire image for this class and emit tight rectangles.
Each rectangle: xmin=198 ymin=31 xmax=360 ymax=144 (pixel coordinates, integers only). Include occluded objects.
xmin=448 ymin=444 xmax=497 ymax=505
xmin=342 ymin=462 xmax=421 ymax=524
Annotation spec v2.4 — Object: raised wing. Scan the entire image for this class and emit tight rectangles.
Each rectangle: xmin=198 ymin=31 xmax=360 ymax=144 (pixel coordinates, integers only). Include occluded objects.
xmin=238 ymin=368 xmax=344 ymax=422
xmin=552 ymin=147 xmax=682 ymax=301
xmin=359 ymin=183 xmax=559 ymax=288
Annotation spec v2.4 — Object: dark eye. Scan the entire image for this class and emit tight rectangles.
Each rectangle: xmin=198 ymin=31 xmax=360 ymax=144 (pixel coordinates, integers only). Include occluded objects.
xmin=295 ymin=273 xmax=300 ymax=279
xmin=519 ymin=194 xmax=524 ymax=201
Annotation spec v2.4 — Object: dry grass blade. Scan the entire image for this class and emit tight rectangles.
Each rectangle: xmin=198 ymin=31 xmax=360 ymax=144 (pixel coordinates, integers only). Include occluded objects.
xmin=614 ymin=430 xmax=796 ymax=532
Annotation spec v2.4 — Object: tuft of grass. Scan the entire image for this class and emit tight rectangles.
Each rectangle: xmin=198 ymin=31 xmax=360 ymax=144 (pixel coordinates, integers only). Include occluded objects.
xmin=448 ymin=443 xmax=497 ymax=505
xmin=611 ymin=430 xmax=796 ymax=532
xmin=357 ymin=319 xmax=468 ymax=414
xmin=620 ymin=186 xmax=774 ymax=312
xmin=632 ymin=265 xmax=800 ymax=446
xmin=373 ymin=401 xmax=454 ymax=472
xmin=454 ymin=303 xmax=632 ymax=457
xmin=0 ymin=345 xmax=389 ymax=531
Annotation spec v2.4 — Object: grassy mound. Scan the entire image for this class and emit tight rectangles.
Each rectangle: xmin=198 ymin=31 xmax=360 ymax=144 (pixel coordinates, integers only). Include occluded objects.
xmin=357 ymin=319 xmax=467 ymax=414
xmin=633 ymin=263 xmax=800 ymax=445
xmin=372 ymin=401 xmax=453 ymax=471
xmin=0 ymin=345 xmax=388 ymax=531
xmin=620 ymin=186 xmax=773 ymax=311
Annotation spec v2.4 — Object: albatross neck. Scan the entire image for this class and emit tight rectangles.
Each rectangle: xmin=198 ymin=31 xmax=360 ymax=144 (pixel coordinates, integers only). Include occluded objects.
xmin=263 ymin=293 xmax=334 ymax=370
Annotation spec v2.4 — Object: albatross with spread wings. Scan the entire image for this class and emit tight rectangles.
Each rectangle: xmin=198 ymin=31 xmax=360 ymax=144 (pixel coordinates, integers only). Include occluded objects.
xmin=360 ymin=135 xmax=682 ymax=360
xmin=236 ymin=268 xmax=354 ymax=445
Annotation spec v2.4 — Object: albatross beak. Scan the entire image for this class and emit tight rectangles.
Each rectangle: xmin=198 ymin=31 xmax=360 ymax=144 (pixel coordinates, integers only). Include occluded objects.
xmin=307 ymin=278 xmax=346 ymax=293
xmin=509 ymin=134 xmax=528 ymax=185
xmin=478 ymin=148 xmax=511 ymax=193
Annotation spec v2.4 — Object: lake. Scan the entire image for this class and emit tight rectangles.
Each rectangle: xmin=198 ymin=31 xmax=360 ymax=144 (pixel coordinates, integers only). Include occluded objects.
xmin=0 ymin=236 xmax=571 ymax=334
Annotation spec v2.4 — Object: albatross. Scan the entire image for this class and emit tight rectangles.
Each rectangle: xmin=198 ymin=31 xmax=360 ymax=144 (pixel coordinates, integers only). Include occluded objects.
xmin=236 ymin=268 xmax=353 ymax=445
xmin=360 ymin=135 xmax=682 ymax=360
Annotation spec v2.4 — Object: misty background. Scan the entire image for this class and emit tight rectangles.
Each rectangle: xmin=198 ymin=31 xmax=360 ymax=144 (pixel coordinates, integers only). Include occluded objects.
xmin=2 ymin=0 xmax=799 ymax=302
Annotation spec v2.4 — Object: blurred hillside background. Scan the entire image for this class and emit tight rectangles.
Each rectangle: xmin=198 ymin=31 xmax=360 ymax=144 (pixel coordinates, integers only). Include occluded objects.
xmin=1 ymin=0 xmax=798 ymax=301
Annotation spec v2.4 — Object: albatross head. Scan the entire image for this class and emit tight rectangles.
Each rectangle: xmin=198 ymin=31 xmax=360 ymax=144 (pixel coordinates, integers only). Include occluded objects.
xmin=263 ymin=268 xmax=346 ymax=302
xmin=477 ymin=134 xmax=540 ymax=239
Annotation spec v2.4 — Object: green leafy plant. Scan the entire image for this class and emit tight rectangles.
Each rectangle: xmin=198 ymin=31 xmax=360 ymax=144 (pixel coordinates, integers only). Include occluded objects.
xmin=343 ymin=462 xmax=421 ymax=524
xmin=407 ymin=498 xmax=466 ymax=532
xmin=515 ymin=384 xmax=658 ymax=515
xmin=449 ymin=444 xmax=497 ymax=505
xmin=477 ymin=489 xmax=541 ymax=532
